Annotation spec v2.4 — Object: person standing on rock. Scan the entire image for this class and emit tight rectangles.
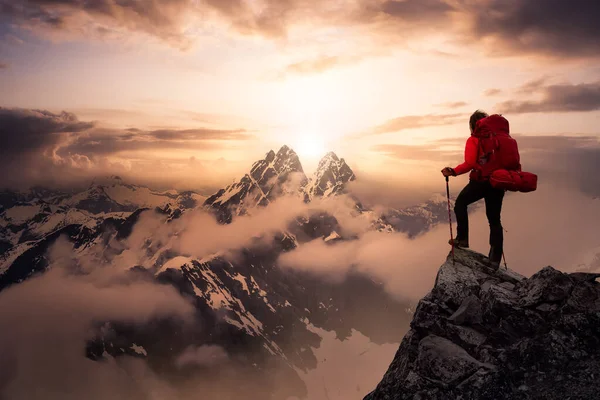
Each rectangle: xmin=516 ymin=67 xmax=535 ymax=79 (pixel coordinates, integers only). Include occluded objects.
xmin=441 ymin=110 xmax=512 ymax=269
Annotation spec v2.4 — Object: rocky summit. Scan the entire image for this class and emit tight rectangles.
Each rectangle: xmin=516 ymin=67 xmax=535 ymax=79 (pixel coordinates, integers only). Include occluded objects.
xmin=365 ymin=248 xmax=600 ymax=400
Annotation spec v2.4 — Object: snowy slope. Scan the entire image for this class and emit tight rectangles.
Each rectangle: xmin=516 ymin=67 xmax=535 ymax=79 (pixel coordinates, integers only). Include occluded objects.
xmin=59 ymin=176 xmax=206 ymax=214
xmin=303 ymin=152 xmax=355 ymax=201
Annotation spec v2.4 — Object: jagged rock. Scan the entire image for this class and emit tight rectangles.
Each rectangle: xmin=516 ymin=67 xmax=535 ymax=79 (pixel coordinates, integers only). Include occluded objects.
xmin=365 ymin=248 xmax=600 ymax=400
xmin=416 ymin=335 xmax=492 ymax=384
xmin=448 ymin=295 xmax=483 ymax=325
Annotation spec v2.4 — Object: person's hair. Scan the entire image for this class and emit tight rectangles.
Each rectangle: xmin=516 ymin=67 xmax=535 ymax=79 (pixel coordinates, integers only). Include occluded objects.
xmin=469 ymin=109 xmax=488 ymax=132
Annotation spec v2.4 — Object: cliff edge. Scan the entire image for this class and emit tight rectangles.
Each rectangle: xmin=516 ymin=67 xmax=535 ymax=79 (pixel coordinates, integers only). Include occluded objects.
xmin=365 ymin=248 xmax=600 ymax=400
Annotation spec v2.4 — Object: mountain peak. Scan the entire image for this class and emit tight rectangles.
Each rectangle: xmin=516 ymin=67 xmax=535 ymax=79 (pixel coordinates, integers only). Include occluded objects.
xmin=322 ymin=151 xmax=339 ymax=162
xmin=204 ymin=146 xmax=307 ymax=222
xmin=304 ymin=151 xmax=355 ymax=201
xmin=366 ymin=248 xmax=600 ymax=400
xmin=277 ymin=144 xmax=291 ymax=155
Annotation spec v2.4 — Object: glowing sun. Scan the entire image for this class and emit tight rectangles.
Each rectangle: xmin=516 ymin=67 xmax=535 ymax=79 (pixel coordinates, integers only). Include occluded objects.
xmin=295 ymin=133 xmax=327 ymax=159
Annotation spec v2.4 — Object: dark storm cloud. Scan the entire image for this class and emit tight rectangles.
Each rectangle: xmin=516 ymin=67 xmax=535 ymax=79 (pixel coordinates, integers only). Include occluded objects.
xmin=497 ymin=81 xmax=600 ymax=114
xmin=0 ymin=108 xmax=94 ymax=155
xmin=368 ymin=113 xmax=465 ymax=135
xmin=58 ymin=127 xmax=250 ymax=157
xmin=469 ymin=0 xmax=600 ymax=58
xmin=0 ymin=108 xmax=253 ymax=189
xmin=0 ymin=108 xmax=250 ymax=157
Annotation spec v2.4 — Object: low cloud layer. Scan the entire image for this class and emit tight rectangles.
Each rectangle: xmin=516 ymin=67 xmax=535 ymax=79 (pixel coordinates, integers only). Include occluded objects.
xmin=280 ymin=184 xmax=600 ymax=301
xmin=0 ymin=237 xmax=196 ymax=400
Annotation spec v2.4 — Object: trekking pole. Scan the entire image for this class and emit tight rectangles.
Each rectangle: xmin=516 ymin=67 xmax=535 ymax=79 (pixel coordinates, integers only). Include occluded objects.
xmin=445 ymin=176 xmax=455 ymax=264
xmin=502 ymin=227 xmax=508 ymax=270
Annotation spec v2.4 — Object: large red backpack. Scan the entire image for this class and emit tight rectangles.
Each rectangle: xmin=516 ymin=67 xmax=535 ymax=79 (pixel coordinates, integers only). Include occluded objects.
xmin=473 ymin=115 xmax=537 ymax=192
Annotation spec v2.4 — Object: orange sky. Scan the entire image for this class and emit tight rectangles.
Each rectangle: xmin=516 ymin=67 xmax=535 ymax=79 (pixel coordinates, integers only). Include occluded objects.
xmin=0 ymin=0 xmax=599 ymax=190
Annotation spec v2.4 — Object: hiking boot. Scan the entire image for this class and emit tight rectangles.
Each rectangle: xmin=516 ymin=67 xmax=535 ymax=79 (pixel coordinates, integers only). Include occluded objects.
xmin=489 ymin=260 xmax=501 ymax=271
xmin=448 ymin=238 xmax=469 ymax=248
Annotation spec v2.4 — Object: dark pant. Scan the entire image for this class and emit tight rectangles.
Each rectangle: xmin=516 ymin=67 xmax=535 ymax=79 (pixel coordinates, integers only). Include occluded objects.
xmin=454 ymin=180 xmax=504 ymax=262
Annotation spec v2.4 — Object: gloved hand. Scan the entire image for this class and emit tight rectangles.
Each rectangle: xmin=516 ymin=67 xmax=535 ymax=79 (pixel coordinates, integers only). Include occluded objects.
xmin=441 ymin=167 xmax=456 ymax=177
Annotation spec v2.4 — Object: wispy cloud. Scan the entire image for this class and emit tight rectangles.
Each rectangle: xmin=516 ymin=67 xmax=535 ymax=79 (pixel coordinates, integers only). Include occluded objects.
xmin=281 ymin=55 xmax=364 ymax=77
xmin=435 ymin=101 xmax=468 ymax=109
xmin=483 ymin=88 xmax=502 ymax=97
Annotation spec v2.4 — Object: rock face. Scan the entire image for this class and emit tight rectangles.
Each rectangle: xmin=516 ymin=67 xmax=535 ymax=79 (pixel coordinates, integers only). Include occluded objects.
xmin=365 ymin=248 xmax=600 ymax=400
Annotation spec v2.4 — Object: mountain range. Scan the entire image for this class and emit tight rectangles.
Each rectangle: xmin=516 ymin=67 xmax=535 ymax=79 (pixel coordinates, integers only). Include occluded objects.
xmin=0 ymin=145 xmax=465 ymax=399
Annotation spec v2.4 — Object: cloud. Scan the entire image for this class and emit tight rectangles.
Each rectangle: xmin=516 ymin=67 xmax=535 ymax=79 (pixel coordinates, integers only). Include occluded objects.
xmin=379 ymin=0 xmax=454 ymax=20
xmin=0 ymin=0 xmax=453 ymax=54
xmin=367 ymin=113 xmax=465 ymax=136
xmin=435 ymin=101 xmax=468 ymax=109
xmin=484 ymin=88 xmax=502 ymax=96
xmin=281 ymin=55 xmax=364 ymax=77
xmin=175 ymin=345 xmax=229 ymax=369
xmin=468 ymin=0 xmax=600 ymax=59
xmin=0 ymin=62 xmax=8 ymax=69
xmin=58 ymin=127 xmax=250 ymax=156
xmin=0 ymin=0 xmax=197 ymax=49
xmin=279 ymin=183 xmax=600 ymax=301
xmin=0 ymin=237 xmax=196 ymax=400
xmin=0 ymin=108 xmax=253 ymax=190
xmin=0 ymin=108 xmax=94 ymax=156
xmin=1 ymin=0 xmax=597 ymax=63
xmin=497 ymin=81 xmax=600 ymax=114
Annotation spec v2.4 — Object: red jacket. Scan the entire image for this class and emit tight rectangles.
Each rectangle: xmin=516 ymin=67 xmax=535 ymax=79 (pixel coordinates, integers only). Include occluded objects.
xmin=453 ymin=136 xmax=481 ymax=179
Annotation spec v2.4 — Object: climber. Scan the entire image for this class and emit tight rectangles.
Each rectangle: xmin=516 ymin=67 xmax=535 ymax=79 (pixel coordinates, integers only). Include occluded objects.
xmin=441 ymin=110 xmax=510 ymax=269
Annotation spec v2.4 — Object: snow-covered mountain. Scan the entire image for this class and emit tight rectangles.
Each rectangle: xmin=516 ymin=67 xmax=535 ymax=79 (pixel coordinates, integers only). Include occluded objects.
xmin=204 ymin=146 xmax=307 ymax=223
xmin=0 ymin=178 xmax=206 ymax=278
xmin=303 ymin=152 xmax=355 ymax=201
xmin=0 ymin=145 xmax=464 ymax=399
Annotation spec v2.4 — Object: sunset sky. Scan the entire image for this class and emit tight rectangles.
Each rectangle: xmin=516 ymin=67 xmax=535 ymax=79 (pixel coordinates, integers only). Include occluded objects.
xmin=1 ymin=0 xmax=599 ymax=193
